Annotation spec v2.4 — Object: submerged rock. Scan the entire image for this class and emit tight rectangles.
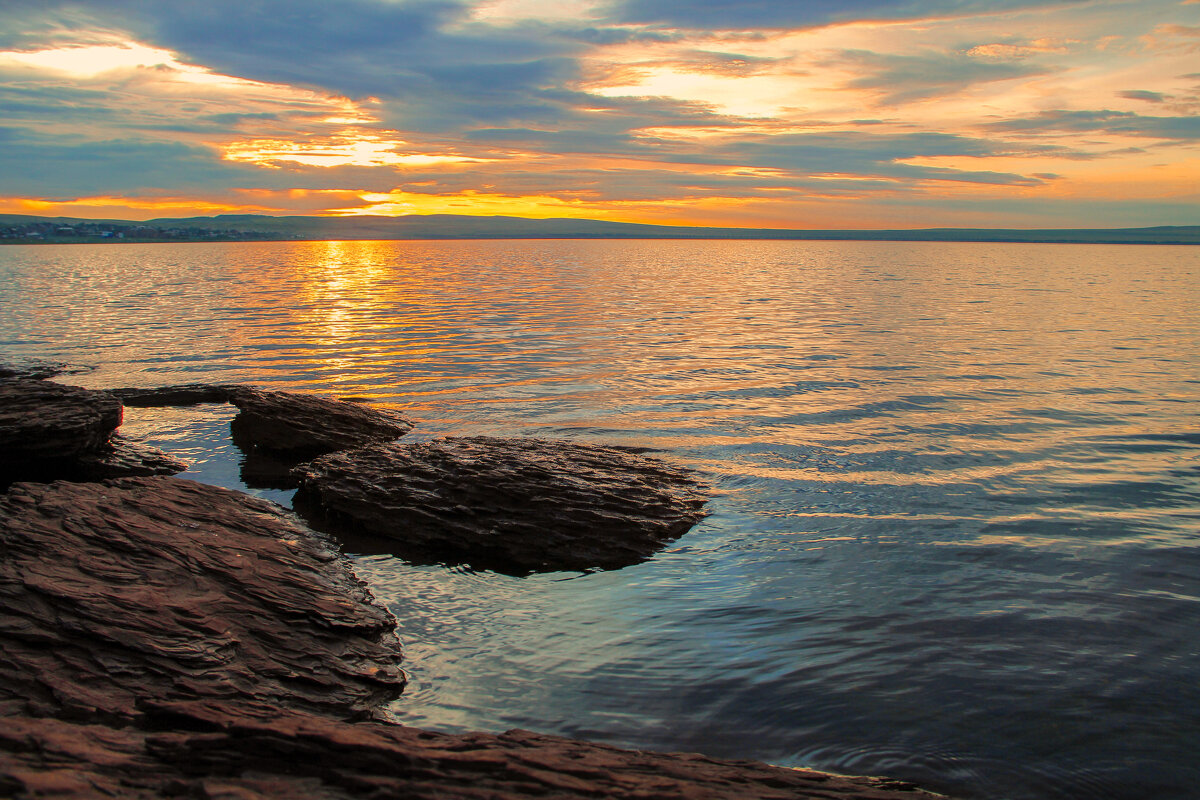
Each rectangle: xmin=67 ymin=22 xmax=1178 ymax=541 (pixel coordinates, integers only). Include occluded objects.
xmin=0 ymin=378 xmax=123 ymax=485
xmin=0 ymin=477 xmax=406 ymax=724
xmin=0 ymin=360 xmax=84 ymax=381
xmin=76 ymin=433 xmax=189 ymax=479
xmin=294 ymin=436 xmax=708 ymax=574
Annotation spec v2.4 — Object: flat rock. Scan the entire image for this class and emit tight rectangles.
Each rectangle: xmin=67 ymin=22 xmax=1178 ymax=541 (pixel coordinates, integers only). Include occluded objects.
xmin=0 ymin=474 xmax=950 ymax=800
xmin=294 ymin=436 xmax=708 ymax=574
xmin=76 ymin=433 xmax=189 ymax=479
xmin=110 ymin=383 xmax=243 ymax=406
xmin=0 ymin=379 xmax=123 ymax=485
xmin=109 ymin=383 xmax=417 ymax=488
xmin=0 ymin=704 xmax=949 ymax=800
xmin=0 ymin=360 xmax=82 ymax=381
xmin=0 ymin=477 xmax=406 ymax=724
xmin=229 ymin=386 xmax=415 ymax=461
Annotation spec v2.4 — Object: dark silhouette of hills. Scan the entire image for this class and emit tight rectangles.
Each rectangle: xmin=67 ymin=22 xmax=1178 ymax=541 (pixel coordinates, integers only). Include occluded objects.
xmin=3 ymin=212 xmax=1197 ymax=244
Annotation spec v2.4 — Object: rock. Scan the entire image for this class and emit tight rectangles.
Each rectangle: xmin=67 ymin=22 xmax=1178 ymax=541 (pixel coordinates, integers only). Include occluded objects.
xmin=0 ymin=477 xmax=406 ymax=725
xmin=0 ymin=704 xmax=950 ymax=800
xmin=0 ymin=474 xmax=950 ymax=800
xmin=110 ymin=383 xmax=243 ymax=407
xmin=76 ymin=434 xmax=189 ymax=479
xmin=229 ymin=386 xmax=415 ymax=461
xmin=108 ymin=385 xmax=415 ymax=455
xmin=108 ymin=383 xmax=417 ymax=488
xmin=293 ymin=436 xmax=708 ymax=574
xmin=0 ymin=360 xmax=81 ymax=381
xmin=0 ymin=379 xmax=123 ymax=485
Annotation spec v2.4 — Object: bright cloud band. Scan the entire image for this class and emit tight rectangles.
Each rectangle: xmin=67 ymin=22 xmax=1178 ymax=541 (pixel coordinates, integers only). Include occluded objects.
xmin=0 ymin=0 xmax=1196 ymax=227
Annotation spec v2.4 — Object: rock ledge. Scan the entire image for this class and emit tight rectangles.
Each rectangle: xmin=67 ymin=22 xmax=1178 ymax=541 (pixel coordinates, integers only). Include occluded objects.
xmin=295 ymin=435 xmax=709 ymax=574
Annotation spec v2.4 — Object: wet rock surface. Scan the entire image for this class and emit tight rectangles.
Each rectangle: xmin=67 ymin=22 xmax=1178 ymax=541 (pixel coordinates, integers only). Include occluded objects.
xmin=0 ymin=704 xmax=946 ymax=800
xmin=110 ymin=382 xmax=416 ymax=487
xmin=0 ymin=378 xmax=124 ymax=485
xmin=229 ymin=386 xmax=415 ymax=460
xmin=0 ymin=377 xmax=951 ymax=799
xmin=0 ymin=477 xmax=406 ymax=724
xmin=76 ymin=434 xmax=189 ymax=480
xmin=0 ymin=359 xmax=83 ymax=381
xmin=294 ymin=435 xmax=709 ymax=574
xmin=110 ymin=383 xmax=243 ymax=407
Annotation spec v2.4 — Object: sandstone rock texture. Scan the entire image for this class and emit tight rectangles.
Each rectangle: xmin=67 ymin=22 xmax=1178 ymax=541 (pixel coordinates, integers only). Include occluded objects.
xmin=0 ymin=379 xmax=185 ymax=486
xmin=229 ymin=386 xmax=415 ymax=460
xmin=111 ymin=383 xmax=414 ymax=458
xmin=76 ymin=433 xmax=190 ymax=480
xmin=111 ymin=383 xmax=243 ymax=407
xmin=0 ymin=378 xmax=122 ymax=460
xmin=0 ymin=359 xmax=78 ymax=381
xmin=0 ymin=378 xmax=951 ymax=799
xmin=294 ymin=436 xmax=709 ymax=574
xmin=0 ymin=378 xmax=123 ymax=485
xmin=1 ymin=703 xmax=946 ymax=800
xmin=0 ymin=477 xmax=407 ymax=724
xmin=0 ymin=476 xmax=947 ymax=800
xmin=111 ymin=382 xmax=416 ymax=487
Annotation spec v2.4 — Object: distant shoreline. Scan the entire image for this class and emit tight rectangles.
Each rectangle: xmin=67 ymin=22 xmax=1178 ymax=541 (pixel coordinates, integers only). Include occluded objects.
xmin=3 ymin=213 xmax=1197 ymax=245
xmin=4 ymin=234 xmax=1198 ymax=246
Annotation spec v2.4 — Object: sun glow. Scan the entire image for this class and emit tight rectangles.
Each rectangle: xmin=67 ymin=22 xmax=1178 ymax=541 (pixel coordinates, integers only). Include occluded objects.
xmin=0 ymin=42 xmax=178 ymax=76
xmin=338 ymin=190 xmax=595 ymax=218
xmin=0 ymin=195 xmax=272 ymax=218
xmin=0 ymin=41 xmax=260 ymax=89
xmin=223 ymin=137 xmax=483 ymax=169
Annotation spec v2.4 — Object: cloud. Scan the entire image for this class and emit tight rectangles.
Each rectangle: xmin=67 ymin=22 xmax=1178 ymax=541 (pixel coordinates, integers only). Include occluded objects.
xmin=0 ymin=0 xmax=1196 ymax=227
xmin=699 ymin=131 xmax=1049 ymax=184
xmin=601 ymin=0 xmax=1089 ymax=30
xmin=1119 ymin=90 xmax=1167 ymax=103
xmin=964 ymin=38 xmax=1073 ymax=59
xmin=833 ymin=49 xmax=1051 ymax=104
xmin=0 ymin=129 xmax=269 ymax=195
xmin=991 ymin=110 xmax=1200 ymax=140
xmin=1 ymin=0 xmax=593 ymax=135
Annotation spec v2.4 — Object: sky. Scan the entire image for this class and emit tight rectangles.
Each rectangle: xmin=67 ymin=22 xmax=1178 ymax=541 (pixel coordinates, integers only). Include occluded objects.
xmin=0 ymin=0 xmax=1197 ymax=228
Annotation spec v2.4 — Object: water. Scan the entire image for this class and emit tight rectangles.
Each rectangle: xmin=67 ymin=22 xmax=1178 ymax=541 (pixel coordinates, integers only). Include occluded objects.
xmin=2 ymin=239 xmax=1197 ymax=799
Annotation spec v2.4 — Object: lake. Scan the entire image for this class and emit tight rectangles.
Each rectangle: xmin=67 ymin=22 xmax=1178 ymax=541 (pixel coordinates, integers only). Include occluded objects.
xmin=1 ymin=239 xmax=1197 ymax=799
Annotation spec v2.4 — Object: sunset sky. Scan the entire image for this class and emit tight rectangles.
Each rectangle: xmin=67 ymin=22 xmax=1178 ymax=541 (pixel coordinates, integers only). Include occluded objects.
xmin=1 ymin=0 xmax=1197 ymax=228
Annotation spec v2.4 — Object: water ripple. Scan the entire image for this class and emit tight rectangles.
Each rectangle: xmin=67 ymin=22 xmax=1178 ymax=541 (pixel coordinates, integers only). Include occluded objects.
xmin=2 ymin=239 xmax=1198 ymax=800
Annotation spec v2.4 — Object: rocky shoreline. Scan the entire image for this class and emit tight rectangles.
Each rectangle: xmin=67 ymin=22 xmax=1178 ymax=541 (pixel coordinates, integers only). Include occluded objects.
xmin=0 ymin=364 xmax=950 ymax=799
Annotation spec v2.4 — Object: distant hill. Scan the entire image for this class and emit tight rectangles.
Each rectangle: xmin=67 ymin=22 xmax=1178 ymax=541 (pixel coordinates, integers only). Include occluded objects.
xmin=2 ymin=213 xmax=1197 ymax=244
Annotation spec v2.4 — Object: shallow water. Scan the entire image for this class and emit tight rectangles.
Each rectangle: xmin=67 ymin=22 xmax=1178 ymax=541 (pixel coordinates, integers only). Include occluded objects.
xmin=2 ymin=239 xmax=1197 ymax=799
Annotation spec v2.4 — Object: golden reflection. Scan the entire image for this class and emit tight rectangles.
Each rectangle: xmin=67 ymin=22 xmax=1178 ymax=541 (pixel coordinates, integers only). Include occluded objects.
xmin=281 ymin=240 xmax=442 ymax=395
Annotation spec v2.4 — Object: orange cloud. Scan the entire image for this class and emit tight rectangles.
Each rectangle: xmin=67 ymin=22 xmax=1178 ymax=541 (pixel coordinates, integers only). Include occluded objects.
xmin=0 ymin=195 xmax=274 ymax=219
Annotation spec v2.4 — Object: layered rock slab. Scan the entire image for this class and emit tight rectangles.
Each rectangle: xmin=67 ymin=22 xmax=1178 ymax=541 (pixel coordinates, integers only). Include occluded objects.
xmin=111 ymin=383 xmax=243 ymax=407
xmin=0 ymin=378 xmax=122 ymax=460
xmin=1 ymin=703 xmax=948 ymax=800
xmin=0 ymin=477 xmax=406 ymax=724
xmin=0 ymin=469 xmax=949 ymax=799
xmin=110 ymin=383 xmax=414 ymax=459
xmin=229 ymin=387 xmax=415 ymax=461
xmin=0 ymin=360 xmax=82 ymax=381
xmin=0 ymin=378 xmax=126 ymax=485
xmin=294 ymin=436 xmax=708 ymax=574
xmin=111 ymin=383 xmax=417 ymax=487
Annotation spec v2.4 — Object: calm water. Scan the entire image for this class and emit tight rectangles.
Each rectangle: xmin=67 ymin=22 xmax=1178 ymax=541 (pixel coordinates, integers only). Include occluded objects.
xmin=2 ymin=239 xmax=1198 ymax=799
